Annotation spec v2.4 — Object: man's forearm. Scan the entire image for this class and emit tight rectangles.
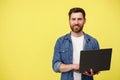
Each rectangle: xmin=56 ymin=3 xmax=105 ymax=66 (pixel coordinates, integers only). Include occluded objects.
xmin=59 ymin=63 xmax=73 ymax=72
xmin=60 ymin=63 xmax=79 ymax=72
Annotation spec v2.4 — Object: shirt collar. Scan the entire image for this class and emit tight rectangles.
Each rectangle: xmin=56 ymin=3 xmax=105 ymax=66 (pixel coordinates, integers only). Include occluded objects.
xmin=64 ymin=32 xmax=91 ymax=43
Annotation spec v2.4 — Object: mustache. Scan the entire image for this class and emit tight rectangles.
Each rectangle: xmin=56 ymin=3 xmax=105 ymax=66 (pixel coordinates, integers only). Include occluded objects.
xmin=73 ymin=24 xmax=80 ymax=27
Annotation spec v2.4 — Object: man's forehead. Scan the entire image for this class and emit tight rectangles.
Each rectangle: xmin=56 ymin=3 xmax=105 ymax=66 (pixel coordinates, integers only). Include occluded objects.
xmin=70 ymin=12 xmax=83 ymax=18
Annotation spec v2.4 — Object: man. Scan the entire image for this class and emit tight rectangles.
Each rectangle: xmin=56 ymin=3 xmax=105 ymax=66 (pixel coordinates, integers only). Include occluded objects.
xmin=52 ymin=7 xmax=100 ymax=80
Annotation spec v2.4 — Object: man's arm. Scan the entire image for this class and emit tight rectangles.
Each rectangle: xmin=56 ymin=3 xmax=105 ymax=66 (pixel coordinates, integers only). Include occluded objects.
xmin=59 ymin=63 xmax=79 ymax=72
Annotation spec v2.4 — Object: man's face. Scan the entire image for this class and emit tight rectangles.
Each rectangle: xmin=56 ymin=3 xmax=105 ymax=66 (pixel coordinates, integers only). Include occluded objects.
xmin=69 ymin=12 xmax=86 ymax=33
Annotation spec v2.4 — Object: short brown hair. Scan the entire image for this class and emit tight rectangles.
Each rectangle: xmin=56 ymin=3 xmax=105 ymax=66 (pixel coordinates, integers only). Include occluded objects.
xmin=68 ymin=7 xmax=86 ymax=19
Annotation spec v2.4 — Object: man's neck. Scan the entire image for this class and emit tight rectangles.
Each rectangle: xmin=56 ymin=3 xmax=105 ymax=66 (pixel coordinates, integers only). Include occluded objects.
xmin=71 ymin=31 xmax=84 ymax=37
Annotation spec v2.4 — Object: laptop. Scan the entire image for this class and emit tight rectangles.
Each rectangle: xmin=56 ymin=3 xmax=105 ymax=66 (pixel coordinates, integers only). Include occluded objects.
xmin=79 ymin=48 xmax=112 ymax=73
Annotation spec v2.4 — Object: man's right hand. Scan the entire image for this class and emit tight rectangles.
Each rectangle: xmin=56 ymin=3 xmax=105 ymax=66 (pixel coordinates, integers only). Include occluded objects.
xmin=72 ymin=64 xmax=79 ymax=71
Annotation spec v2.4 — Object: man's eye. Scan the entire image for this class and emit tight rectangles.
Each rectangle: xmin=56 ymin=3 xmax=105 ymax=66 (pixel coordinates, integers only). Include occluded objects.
xmin=72 ymin=18 xmax=76 ymax=20
xmin=78 ymin=18 xmax=83 ymax=20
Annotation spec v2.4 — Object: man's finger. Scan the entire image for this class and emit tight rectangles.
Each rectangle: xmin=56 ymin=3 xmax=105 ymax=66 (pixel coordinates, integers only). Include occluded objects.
xmin=90 ymin=69 xmax=94 ymax=75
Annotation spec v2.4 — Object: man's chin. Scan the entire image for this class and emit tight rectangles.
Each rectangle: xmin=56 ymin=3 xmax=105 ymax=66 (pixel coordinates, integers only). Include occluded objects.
xmin=73 ymin=30 xmax=81 ymax=33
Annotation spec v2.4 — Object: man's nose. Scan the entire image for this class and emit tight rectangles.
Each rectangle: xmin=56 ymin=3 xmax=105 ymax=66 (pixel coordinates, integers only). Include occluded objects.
xmin=74 ymin=20 xmax=79 ymax=24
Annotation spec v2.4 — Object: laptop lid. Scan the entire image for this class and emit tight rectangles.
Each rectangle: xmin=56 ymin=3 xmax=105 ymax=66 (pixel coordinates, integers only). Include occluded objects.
xmin=79 ymin=48 xmax=112 ymax=73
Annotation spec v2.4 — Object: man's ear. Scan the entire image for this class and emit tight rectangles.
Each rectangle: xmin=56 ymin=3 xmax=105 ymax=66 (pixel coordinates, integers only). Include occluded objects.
xmin=84 ymin=18 xmax=86 ymax=24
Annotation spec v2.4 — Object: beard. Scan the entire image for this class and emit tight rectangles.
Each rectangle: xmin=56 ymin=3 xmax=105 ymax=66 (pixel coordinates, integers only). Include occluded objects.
xmin=70 ymin=24 xmax=83 ymax=33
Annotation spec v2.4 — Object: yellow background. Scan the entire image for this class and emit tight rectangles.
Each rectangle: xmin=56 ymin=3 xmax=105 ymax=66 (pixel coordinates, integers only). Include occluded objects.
xmin=0 ymin=0 xmax=120 ymax=80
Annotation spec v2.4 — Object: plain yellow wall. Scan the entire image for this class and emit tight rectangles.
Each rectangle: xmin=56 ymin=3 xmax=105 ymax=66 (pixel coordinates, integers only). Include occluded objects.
xmin=0 ymin=0 xmax=120 ymax=80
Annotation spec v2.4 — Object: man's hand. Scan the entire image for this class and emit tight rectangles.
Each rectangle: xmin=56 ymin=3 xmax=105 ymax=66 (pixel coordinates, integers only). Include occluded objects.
xmin=83 ymin=69 xmax=100 ymax=76
xmin=72 ymin=64 xmax=79 ymax=71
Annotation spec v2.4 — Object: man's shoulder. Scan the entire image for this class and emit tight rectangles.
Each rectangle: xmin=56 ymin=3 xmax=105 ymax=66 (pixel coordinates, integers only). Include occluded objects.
xmin=57 ymin=33 xmax=70 ymax=40
xmin=84 ymin=33 xmax=98 ymax=42
xmin=84 ymin=33 xmax=100 ymax=49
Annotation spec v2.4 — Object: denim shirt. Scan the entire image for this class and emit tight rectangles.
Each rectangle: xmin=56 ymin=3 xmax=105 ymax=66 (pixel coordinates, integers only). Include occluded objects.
xmin=52 ymin=33 xmax=100 ymax=80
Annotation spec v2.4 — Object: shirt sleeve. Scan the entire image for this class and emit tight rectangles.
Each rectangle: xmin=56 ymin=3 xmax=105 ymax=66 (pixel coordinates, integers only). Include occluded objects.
xmin=52 ymin=39 xmax=62 ymax=72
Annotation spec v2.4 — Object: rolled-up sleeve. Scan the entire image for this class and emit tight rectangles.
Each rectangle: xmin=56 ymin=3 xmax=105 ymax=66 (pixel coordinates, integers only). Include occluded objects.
xmin=53 ymin=62 xmax=62 ymax=72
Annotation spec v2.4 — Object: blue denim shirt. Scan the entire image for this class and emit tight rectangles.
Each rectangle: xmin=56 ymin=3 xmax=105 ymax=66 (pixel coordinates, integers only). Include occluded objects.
xmin=52 ymin=33 xmax=100 ymax=80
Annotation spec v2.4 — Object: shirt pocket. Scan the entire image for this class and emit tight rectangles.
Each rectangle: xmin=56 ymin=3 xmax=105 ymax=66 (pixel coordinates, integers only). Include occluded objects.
xmin=59 ymin=48 xmax=69 ymax=63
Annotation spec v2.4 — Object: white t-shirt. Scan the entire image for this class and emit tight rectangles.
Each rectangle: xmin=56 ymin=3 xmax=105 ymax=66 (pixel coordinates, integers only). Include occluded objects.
xmin=71 ymin=35 xmax=84 ymax=80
